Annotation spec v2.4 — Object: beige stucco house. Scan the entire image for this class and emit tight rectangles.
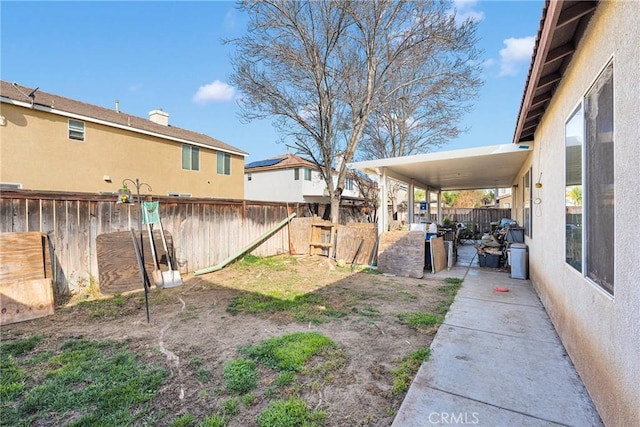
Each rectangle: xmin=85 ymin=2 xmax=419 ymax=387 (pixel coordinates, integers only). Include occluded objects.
xmin=0 ymin=81 xmax=247 ymax=198
xmin=510 ymin=2 xmax=639 ymax=425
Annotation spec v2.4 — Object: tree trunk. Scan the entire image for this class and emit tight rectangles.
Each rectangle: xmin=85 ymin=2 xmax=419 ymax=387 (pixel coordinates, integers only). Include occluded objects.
xmin=328 ymin=191 xmax=341 ymax=259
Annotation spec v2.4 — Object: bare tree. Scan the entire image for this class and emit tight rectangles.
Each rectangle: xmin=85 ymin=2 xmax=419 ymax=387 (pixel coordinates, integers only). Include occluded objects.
xmin=359 ymin=50 xmax=482 ymax=160
xmin=227 ymin=1 xmax=482 ymax=255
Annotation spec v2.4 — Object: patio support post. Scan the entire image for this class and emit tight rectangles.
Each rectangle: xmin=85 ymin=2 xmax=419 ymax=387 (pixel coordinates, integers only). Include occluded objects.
xmin=379 ymin=167 xmax=388 ymax=236
xmin=408 ymin=180 xmax=415 ymax=223
xmin=437 ymin=190 xmax=443 ymax=225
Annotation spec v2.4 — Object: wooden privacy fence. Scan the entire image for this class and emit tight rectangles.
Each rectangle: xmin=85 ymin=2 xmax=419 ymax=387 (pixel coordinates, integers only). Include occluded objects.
xmin=0 ymin=190 xmax=369 ymax=295
xmin=429 ymin=208 xmax=513 ymax=233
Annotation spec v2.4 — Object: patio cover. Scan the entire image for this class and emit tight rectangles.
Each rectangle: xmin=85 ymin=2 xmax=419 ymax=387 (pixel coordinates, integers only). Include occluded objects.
xmin=348 ymin=143 xmax=532 ymax=191
xmin=348 ymin=143 xmax=532 ymax=233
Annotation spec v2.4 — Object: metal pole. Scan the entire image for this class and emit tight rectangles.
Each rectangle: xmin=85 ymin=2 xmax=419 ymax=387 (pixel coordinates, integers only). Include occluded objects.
xmin=123 ymin=178 xmax=152 ymax=323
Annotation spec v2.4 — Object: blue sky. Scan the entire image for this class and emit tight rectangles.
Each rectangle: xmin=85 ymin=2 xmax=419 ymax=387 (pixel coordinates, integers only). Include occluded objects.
xmin=1 ymin=0 xmax=543 ymax=162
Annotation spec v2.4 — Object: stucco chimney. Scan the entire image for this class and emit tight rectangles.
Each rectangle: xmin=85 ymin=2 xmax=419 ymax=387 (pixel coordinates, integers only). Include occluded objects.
xmin=149 ymin=108 xmax=169 ymax=126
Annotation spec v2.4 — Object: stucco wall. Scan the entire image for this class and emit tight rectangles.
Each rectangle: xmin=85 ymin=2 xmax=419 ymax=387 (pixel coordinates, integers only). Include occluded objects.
xmin=517 ymin=2 xmax=640 ymax=425
xmin=245 ymin=167 xmax=359 ymax=203
xmin=0 ymin=105 xmax=244 ymax=199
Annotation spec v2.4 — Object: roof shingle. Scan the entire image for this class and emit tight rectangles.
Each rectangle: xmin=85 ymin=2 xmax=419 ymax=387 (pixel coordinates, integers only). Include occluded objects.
xmin=0 ymin=80 xmax=248 ymax=156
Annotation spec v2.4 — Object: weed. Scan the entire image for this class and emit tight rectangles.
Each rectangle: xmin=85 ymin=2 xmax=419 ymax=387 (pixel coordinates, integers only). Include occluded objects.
xmin=391 ymin=347 xmax=430 ymax=395
xmin=445 ymin=277 xmax=464 ymax=286
xmin=198 ymin=413 xmax=228 ymax=427
xmin=275 ymin=371 xmax=296 ymax=386
xmin=397 ymin=290 xmax=418 ymax=301
xmin=241 ymin=392 xmax=256 ymax=406
xmin=358 ymin=305 xmax=381 ymax=319
xmin=221 ymin=397 xmax=240 ymax=416
xmin=257 ymin=397 xmax=325 ymax=427
xmin=398 ymin=312 xmax=444 ymax=328
xmin=223 ymin=358 xmax=257 ymax=394
xmin=196 ymin=368 xmax=211 ymax=383
xmin=170 ymin=414 xmax=196 ymax=427
xmin=191 ymin=357 xmax=204 ymax=368
xmin=239 ymin=332 xmax=336 ymax=372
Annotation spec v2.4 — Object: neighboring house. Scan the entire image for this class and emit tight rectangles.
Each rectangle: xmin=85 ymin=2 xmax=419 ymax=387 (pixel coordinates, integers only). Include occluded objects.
xmin=0 ymin=81 xmax=247 ymax=198
xmin=496 ymin=187 xmax=512 ymax=209
xmin=510 ymin=2 xmax=639 ymax=426
xmin=244 ymin=153 xmax=362 ymax=204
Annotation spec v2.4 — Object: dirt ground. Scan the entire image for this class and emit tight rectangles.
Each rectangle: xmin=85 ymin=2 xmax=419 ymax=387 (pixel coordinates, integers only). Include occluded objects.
xmin=2 ymin=255 xmax=456 ymax=426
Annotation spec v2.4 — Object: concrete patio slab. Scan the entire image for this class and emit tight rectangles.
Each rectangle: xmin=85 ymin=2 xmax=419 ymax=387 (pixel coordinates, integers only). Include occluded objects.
xmin=393 ymin=245 xmax=603 ymax=426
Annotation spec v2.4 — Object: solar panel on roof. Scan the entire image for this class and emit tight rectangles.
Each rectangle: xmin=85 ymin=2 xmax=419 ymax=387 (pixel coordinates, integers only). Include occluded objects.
xmin=245 ymin=158 xmax=285 ymax=169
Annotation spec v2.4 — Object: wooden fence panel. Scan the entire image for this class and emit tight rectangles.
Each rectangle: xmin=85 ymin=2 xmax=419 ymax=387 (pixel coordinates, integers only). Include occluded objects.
xmin=0 ymin=191 xmax=368 ymax=294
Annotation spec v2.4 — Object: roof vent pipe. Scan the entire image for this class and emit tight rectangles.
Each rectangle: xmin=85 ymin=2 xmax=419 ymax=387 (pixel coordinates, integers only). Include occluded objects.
xmin=115 ymin=100 xmax=119 ymax=113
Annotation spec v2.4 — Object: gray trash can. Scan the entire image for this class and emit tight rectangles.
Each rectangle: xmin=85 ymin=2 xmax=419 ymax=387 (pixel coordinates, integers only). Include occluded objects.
xmin=509 ymin=243 xmax=528 ymax=279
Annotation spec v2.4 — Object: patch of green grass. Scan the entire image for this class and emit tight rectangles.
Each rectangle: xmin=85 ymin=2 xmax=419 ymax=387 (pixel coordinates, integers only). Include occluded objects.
xmin=435 ymin=278 xmax=463 ymax=315
xmin=223 ymin=358 xmax=258 ymax=394
xmin=275 ymin=371 xmax=297 ymax=386
xmin=398 ymin=312 xmax=444 ymax=329
xmin=445 ymin=277 xmax=464 ymax=286
xmin=391 ymin=347 xmax=431 ymax=395
xmin=221 ymin=397 xmax=240 ymax=416
xmin=75 ymin=293 xmax=132 ymax=319
xmin=397 ymin=290 xmax=418 ymax=301
xmin=191 ymin=356 xmax=204 ymax=368
xmin=198 ymin=413 xmax=228 ymax=427
xmin=170 ymin=414 xmax=196 ymax=427
xmin=0 ymin=337 xmax=167 ymax=426
xmin=227 ymin=293 xmax=347 ymax=323
xmin=0 ymin=335 xmax=43 ymax=357
xmin=233 ymin=254 xmax=292 ymax=271
xmin=257 ymin=397 xmax=325 ymax=427
xmin=241 ymin=392 xmax=256 ymax=406
xmin=240 ymin=332 xmax=337 ymax=372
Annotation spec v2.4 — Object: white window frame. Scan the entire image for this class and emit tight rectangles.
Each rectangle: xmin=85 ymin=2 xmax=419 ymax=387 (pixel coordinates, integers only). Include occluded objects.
xmin=217 ymin=152 xmax=231 ymax=175
xmin=182 ymin=145 xmax=200 ymax=171
xmin=346 ymin=177 xmax=353 ymax=191
xmin=564 ymin=60 xmax=615 ymax=296
xmin=68 ymin=119 xmax=85 ymax=141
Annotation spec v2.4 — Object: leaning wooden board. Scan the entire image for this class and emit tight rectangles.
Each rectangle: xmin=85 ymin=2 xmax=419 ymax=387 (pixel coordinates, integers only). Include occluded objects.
xmin=96 ymin=230 xmax=173 ymax=294
xmin=0 ymin=232 xmax=54 ymax=325
xmin=430 ymin=236 xmax=447 ymax=274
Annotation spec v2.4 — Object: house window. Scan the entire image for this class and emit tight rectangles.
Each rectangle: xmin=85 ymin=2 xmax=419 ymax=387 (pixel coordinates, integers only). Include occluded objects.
xmin=564 ymin=62 xmax=614 ymax=295
xmin=217 ymin=152 xmax=231 ymax=175
xmin=247 ymin=173 xmax=252 ymax=181
xmin=182 ymin=145 xmax=199 ymax=171
xmin=523 ymin=168 xmax=531 ymax=237
xmin=294 ymin=168 xmax=300 ymax=180
xmin=304 ymin=168 xmax=311 ymax=181
xmin=346 ymin=177 xmax=353 ymax=191
xmin=68 ymin=119 xmax=85 ymax=141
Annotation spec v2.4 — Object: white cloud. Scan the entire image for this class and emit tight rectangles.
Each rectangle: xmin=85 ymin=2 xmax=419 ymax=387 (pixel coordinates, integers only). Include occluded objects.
xmin=223 ymin=9 xmax=237 ymax=29
xmin=453 ymin=0 xmax=485 ymax=24
xmin=499 ymin=36 xmax=535 ymax=76
xmin=128 ymin=84 xmax=142 ymax=92
xmin=192 ymin=80 xmax=235 ymax=104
